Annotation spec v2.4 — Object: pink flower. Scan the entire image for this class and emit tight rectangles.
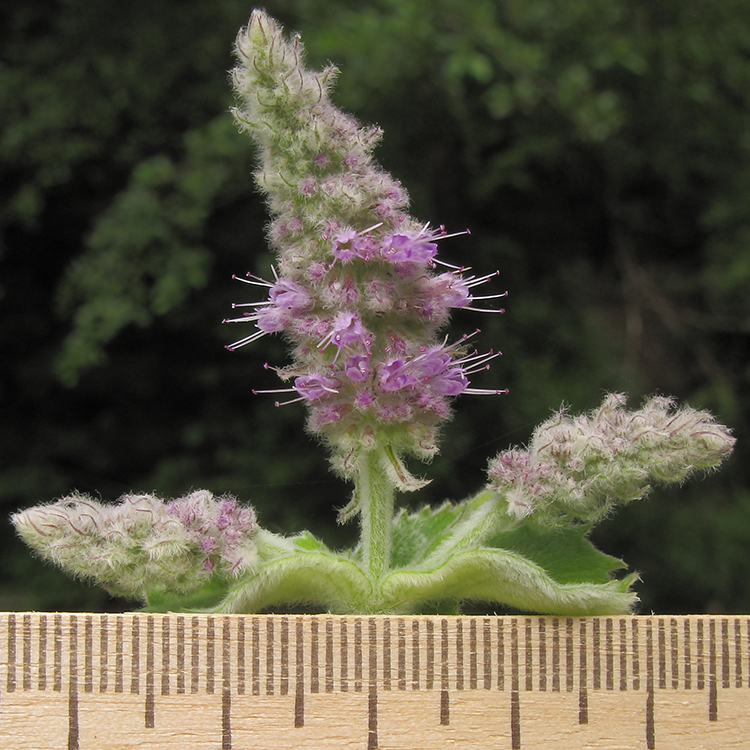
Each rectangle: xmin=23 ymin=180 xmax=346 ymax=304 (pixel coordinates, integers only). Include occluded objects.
xmin=293 ymin=373 xmax=340 ymax=401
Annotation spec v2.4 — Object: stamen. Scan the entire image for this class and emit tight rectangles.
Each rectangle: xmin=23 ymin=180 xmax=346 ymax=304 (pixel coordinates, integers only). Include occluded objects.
xmin=223 ymin=312 xmax=263 ymax=323
xmin=470 ymin=291 xmax=508 ymax=301
xmin=274 ymin=397 xmax=306 ymax=407
xmin=434 ymin=228 xmax=471 ymax=242
xmin=225 ymin=329 xmax=269 ymax=350
xmin=432 ymin=258 xmax=467 ymax=271
xmin=358 ymin=222 xmax=383 ymax=236
xmin=232 ymin=273 xmax=274 ymax=288
xmin=464 ymin=388 xmax=510 ymax=395
xmin=464 ymin=271 xmax=500 ymax=288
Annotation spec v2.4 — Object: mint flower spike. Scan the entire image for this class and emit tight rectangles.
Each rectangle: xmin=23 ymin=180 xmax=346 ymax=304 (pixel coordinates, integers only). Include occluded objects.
xmin=228 ymin=9 xmax=509 ymax=593
xmin=229 ymin=10 xmax=506 ymax=476
xmin=487 ymin=393 xmax=737 ymax=525
xmin=11 ymin=491 xmax=263 ymax=606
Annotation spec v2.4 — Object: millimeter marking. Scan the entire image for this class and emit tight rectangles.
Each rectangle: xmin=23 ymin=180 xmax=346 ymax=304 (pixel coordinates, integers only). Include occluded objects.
xmin=0 ymin=614 xmax=748 ymax=750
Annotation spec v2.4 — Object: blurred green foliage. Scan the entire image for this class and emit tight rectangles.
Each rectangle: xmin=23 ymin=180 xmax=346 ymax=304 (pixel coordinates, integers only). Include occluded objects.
xmin=1 ymin=0 xmax=748 ymax=613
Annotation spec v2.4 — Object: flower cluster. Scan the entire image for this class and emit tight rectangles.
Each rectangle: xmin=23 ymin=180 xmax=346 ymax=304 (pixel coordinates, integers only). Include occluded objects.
xmin=487 ymin=394 xmax=737 ymax=524
xmin=226 ymin=12 xmax=506 ymax=476
xmin=11 ymin=491 xmax=259 ymax=598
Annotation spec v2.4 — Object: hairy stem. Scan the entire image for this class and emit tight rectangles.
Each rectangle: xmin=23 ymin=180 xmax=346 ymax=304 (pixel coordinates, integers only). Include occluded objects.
xmin=357 ymin=447 xmax=396 ymax=583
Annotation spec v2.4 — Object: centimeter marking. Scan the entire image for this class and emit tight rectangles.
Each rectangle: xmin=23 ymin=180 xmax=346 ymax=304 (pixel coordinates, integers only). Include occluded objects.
xmin=0 ymin=614 xmax=748 ymax=749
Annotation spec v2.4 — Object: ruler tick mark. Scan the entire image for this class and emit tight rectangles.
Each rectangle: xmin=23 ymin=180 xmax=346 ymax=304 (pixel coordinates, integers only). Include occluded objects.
xmin=412 ymin=619 xmax=420 ymax=691
xmin=482 ymin=619 xmax=491 ymax=690
xmin=145 ymin=616 xmax=155 ymax=728
xmin=161 ymin=617 xmax=170 ymax=696
xmin=115 ymin=615 xmax=124 ymax=694
xmin=280 ymin=617 xmax=289 ymax=696
xmin=326 ymin=618 xmax=334 ymax=693
xmin=266 ymin=617 xmax=274 ymax=696
xmin=592 ymin=619 xmax=601 ymax=690
xmin=311 ymin=618 xmax=319 ymax=694
xmin=510 ymin=690 xmax=521 ymax=750
xmin=578 ymin=619 xmax=588 ymax=725
xmin=539 ymin=619 xmax=547 ymax=692
xmin=670 ymin=618 xmax=679 ymax=690
xmin=191 ymin=616 xmax=200 ymax=694
xmin=355 ymin=619 xmax=363 ymax=692
xmin=68 ymin=616 xmax=79 ymax=750
xmin=382 ymin=618 xmax=391 ymax=691
xmin=398 ymin=618 xmax=406 ymax=691
xmin=252 ymin=616 xmax=260 ymax=696
xmin=176 ymin=616 xmax=185 ymax=694
xmin=99 ymin=615 xmax=108 ymax=694
xmin=236 ymin=617 xmax=245 ymax=696
xmin=734 ymin=617 xmax=742 ymax=688
xmin=684 ymin=618 xmax=692 ymax=689
xmin=368 ymin=618 xmax=378 ymax=749
xmin=23 ymin=614 xmax=31 ymax=692
xmin=631 ymin=618 xmax=640 ymax=691
xmin=497 ymin=619 xmax=505 ymax=692
xmin=646 ymin=620 xmax=655 ymax=750
xmin=130 ymin=617 xmax=140 ymax=696
xmin=658 ymin=619 xmax=666 ymax=690
xmin=340 ymin=617 xmax=348 ymax=693
xmin=605 ymin=618 xmax=614 ymax=691
xmin=84 ymin=616 xmax=93 ymax=694
xmin=456 ymin=619 xmax=464 ymax=691
xmin=38 ymin=613 xmax=47 ymax=691
xmin=426 ymin=619 xmax=434 ymax=691
xmin=709 ymin=618 xmax=718 ymax=721
xmin=469 ymin=619 xmax=477 ymax=690
xmin=439 ymin=689 xmax=450 ymax=726
xmin=207 ymin=617 xmax=215 ymax=695
xmin=6 ymin=613 xmax=16 ymax=694
xmin=722 ymin=618 xmax=730 ymax=689
xmin=524 ymin=619 xmax=533 ymax=692
xmin=440 ymin=619 xmax=450 ymax=724
xmin=222 ymin=689 xmax=232 ymax=750
xmin=294 ymin=617 xmax=304 ymax=727
xmin=566 ymin=618 xmax=574 ymax=693
xmin=697 ymin=619 xmax=705 ymax=690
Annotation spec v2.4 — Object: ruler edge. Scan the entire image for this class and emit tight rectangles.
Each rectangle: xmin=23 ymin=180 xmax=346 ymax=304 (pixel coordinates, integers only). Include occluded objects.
xmin=1 ymin=613 xmax=749 ymax=750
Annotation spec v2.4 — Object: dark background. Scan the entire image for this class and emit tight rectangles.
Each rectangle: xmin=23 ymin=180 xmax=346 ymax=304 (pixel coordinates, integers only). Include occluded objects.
xmin=2 ymin=0 xmax=748 ymax=613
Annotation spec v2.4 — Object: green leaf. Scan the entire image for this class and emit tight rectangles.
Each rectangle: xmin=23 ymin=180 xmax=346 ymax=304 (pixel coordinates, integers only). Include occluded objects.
xmin=382 ymin=548 xmax=637 ymax=616
xmin=390 ymin=502 xmax=467 ymax=568
xmin=488 ymin=522 xmax=626 ymax=585
xmin=143 ymin=577 xmax=232 ymax=613
xmin=292 ymin=530 xmax=332 ymax=552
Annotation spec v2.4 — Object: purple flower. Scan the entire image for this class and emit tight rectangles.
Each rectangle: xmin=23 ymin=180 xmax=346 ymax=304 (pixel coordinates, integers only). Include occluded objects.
xmin=318 ymin=312 xmax=372 ymax=361
xmin=379 ymin=359 xmax=415 ymax=392
xmin=343 ymin=353 xmax=370 ymax=382
xmin=293 ymin=373 xmax=340 ymax=401
xmin=331 ymin=230 xmax=359 ymax=262
xmin=269 ymin=279 xmax=310 ymax=310
xmin=428 ymin=367 xmax=469 ymax=396
xmin=381 ymin=233 xmax=438 ymax=265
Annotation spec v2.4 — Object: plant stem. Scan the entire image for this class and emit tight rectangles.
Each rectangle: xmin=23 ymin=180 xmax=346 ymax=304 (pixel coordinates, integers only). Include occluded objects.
xmin=357 ymin=446 xmax=395 ymax=583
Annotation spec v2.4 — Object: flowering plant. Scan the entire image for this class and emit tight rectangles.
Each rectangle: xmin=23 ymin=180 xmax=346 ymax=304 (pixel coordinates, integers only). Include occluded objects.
xmin=13 ymin=11 xmax=735 ymax=616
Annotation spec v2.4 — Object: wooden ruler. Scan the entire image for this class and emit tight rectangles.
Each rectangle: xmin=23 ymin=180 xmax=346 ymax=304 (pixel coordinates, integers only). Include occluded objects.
xmin=0 ymin=613 xmax=748 ymax=749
